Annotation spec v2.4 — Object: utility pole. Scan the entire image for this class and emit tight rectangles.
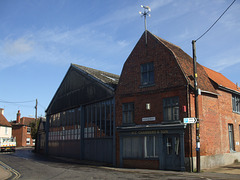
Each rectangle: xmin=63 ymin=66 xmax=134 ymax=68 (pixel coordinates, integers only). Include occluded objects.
xmin=35 ymin=99 xmax=38 ymax=123
xmin=192 ymin=40 xmax=200 ymax=173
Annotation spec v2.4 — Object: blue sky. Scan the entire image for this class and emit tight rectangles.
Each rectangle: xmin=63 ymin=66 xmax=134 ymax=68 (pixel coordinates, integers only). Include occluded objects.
xmin=0 ymin=0 xmax=239 ymax=121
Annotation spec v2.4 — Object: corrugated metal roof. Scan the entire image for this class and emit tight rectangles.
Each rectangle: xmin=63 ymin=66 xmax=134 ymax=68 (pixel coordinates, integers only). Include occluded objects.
xmin=72 ymin=64 xmax=119 ymax=89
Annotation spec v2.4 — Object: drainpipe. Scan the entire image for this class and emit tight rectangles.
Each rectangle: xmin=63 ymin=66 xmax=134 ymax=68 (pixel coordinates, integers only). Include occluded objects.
xmin=186 ymin=85 xmax=193 ymax=172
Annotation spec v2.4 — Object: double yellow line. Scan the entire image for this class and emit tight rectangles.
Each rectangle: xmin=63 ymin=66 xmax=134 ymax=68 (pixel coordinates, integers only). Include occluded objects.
xmin=0 ymin=160 xmax=21 ymax=179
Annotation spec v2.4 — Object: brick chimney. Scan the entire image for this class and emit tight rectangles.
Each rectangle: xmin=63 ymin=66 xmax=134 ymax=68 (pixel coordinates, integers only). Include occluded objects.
xmin=0 ymin=108 xmax=4 ymax=115
xmin=17 ymin=110 xmax=21 ymax=123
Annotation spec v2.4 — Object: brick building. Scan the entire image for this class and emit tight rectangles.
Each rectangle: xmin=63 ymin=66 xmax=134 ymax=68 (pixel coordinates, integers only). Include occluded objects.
xmin=11 ymin=110 xmax=36 ymax=147
xmin=42 ymin=30 xmax=240 ymax=171
xmin=115 ymin=31 xmax=240 ymax=171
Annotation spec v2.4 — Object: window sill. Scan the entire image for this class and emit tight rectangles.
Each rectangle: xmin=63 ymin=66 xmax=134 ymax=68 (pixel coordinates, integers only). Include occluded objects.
xmin=139 ymin=83 xmax=155 ymax=88
xmin=161 ymin=120 xmax=182 ymax=125
xmin=123 ymin=157 xmax=159 ymax=160
xmin=232 ymin=111 xmax=240 ymax=115
xmin=121 ymin=123 xmax=136 ymax=127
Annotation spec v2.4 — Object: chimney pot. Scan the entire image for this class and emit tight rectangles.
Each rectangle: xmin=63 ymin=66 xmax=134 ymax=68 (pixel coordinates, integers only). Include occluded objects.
xmin=0 ymin=108 xmax=4 ymax=115
xmin=17 ymin=110 xmax=21 ymax=123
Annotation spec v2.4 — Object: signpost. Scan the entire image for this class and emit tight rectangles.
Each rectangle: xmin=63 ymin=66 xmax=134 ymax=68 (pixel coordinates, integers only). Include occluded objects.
xmin=184 ymin=118 xmax=197 ymax=124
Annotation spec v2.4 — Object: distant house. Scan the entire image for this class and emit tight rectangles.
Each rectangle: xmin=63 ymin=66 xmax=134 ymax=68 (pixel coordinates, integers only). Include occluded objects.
xmin=0 ymin=108 xmax=12 ymax=139
xmin=42 ymin=31 xmax=240 ymax=171
xmin=11 ymin=110 xmax=36 ymax=147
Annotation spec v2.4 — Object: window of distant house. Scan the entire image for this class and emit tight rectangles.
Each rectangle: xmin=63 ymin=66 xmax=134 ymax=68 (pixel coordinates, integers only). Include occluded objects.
xmin=5 ymin=127 xmax=8 ymax=135
xmin=141 ymin=62 xmax=154 ymax=86
xmin=27 ymin=127 xmax=31 ymax=134
xmin=232 ymin=94 xmax=240 ymax=113
xmin=122 ymin=103 xmax=134 ymax=124
xmin=32 ymin=139 xmax=35 ymax=145
xmin=26 ymin=138 xmax=30 ymax=145
xmin=228 ymin=124 xmax=235 ymax=151
xmin=163 ymin=96 xmax=179 ymax=122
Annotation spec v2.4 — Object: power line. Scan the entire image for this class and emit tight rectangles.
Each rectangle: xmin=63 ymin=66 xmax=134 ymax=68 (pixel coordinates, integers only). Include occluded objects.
xmin=195 ymin=0 xmax=236 ymax=42
xmin=0 ymin=99 xmax=35 ymax=104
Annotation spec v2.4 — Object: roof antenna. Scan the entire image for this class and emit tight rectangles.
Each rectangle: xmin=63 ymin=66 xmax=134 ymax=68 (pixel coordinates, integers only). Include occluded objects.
xmin=139 ymin=5 xmax=151 ymax=45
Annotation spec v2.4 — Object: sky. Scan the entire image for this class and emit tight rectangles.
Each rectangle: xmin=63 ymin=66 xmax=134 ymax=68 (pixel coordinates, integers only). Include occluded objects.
xmin=0 ymin=0 xmax=239 ymax=121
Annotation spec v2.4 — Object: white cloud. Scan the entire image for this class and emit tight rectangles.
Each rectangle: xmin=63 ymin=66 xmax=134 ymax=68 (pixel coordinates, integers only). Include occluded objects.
xmin=3 ymin=37 xmax=34 ymax=56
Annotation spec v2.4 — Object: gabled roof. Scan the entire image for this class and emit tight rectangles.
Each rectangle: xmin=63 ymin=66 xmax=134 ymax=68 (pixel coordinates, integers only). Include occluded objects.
xmin=0 ymin=113 xmax=11 ymax=127
xmin=150 ymin=31 xmax=217 ymax=94
xmin=11 ymin=117 xmax=35 ymax=127
xmin=46 ymin=64 xmax=119 ymax=114
xmin=21 ymin=117 xmax=35 ymax=126
xmin=203 ymin=66 xmax=240 ymax=94
xmin=72 ymin=64 xmax=119 ymax=89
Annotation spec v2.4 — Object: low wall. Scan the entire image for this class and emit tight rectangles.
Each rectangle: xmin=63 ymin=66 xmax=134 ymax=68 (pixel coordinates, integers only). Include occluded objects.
xmin=185 ymin=152 xmax=240 ymax=171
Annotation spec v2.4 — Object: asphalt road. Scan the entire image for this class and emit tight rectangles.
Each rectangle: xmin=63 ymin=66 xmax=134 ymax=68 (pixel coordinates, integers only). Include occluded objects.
xmin=0 ymin=148 xmax=239 ymax=180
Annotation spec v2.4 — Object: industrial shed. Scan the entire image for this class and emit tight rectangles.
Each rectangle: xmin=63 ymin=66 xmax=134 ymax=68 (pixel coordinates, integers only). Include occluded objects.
xmin=45 ymin=64 xmax=119 ymax=164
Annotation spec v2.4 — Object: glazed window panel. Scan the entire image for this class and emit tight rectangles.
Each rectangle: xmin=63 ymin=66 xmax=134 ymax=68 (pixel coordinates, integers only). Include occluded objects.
xmin=27 ymin=127 xmax=31 ymax=134
xmin=228 ymin=124 xmax=235 ymax=151
xmin=122 ymin=103 xmax=134 ymax=124
xmin=123 ymin=136 xmax=143 ymax=158
xmin=232 ymin=95 xmax=240 ymax=113
xmin=26 ymin=138 xmax=30 ymax=145
xmin=144 ymin=136 xmax=159 ymax=158
xmin=163 ymin=96 xmax=179 ymax=122
xmin=123 ymin=135 xmax=159 ymax=159
xmin=141 ymin=62 xmax=154 ymax=86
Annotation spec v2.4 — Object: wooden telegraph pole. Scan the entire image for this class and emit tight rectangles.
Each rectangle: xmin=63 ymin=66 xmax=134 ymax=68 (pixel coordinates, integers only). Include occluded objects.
xmin=35 ymin=99 xmax=38 ymax=123
xmin=192 ymin=40 xmax=200 ymax=173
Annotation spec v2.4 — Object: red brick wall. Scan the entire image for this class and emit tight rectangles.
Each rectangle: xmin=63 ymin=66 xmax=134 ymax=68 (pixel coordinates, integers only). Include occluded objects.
xmin=12 ymin=126 xmax=23 ymax=147
xmin=123 ymin=159 xmax=159 ymax=170
xmin=12 ymin=126 xmax=34 ymax=147
xmin=188 ymin=89 xmax=240 ymax=158
xmin=116 ymin=32 xmax=187 ymax=97
xmin=115 ymin=32 xmax=189 ymax=168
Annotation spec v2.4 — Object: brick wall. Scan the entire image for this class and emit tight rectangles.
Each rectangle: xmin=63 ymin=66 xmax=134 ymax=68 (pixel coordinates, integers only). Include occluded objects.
xmin=188 ymin=89 xmax=240 ymax=158
xmin=115 ymin=32 xmax=189 ymax=168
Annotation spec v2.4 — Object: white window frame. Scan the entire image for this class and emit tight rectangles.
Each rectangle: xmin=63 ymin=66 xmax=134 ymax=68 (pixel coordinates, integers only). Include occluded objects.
xmin=26 ymin=138 xmax=31 ymax=145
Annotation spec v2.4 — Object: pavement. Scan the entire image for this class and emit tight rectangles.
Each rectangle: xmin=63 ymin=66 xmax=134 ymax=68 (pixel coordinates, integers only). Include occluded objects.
xmin=1 ymin=155 xmax=240 ymax=180
xmin=0 ymin=165 xmax=12 ymax=180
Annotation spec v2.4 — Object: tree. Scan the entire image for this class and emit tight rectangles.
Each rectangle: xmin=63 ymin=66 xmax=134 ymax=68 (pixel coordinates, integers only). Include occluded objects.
xmin=29 ymin=119 xmax=40 ymax=140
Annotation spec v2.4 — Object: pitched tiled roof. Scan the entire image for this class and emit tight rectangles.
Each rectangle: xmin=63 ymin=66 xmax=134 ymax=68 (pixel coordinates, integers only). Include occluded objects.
xmin=151 ymin=31 xmax=217 ymax=94
xmin=21 ymin=117 xmax=35 ymax=126
xmin=0 ymin=113 xmax=12 ymax=127
xmin=72 ymin=64 xmax=119 ymax=89
xmin=203 ymin=66 xmax=240 ymax=93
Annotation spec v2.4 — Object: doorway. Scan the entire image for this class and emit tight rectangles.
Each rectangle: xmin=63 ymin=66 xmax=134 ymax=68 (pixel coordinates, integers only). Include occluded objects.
xmin=163 ymin=134 xmax=181 ymax=170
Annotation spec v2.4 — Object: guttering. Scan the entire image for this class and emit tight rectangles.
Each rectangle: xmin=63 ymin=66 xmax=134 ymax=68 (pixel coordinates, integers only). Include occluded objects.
xmin=218 ymin=85 xmax=240 ymax=95
xmin=200 ymin=89 xmax=219 ymax=96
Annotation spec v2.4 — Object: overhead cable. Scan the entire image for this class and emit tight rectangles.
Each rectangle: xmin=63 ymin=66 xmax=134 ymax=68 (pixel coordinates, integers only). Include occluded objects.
xmin=195 ymin=0 xmax=236 ymax=42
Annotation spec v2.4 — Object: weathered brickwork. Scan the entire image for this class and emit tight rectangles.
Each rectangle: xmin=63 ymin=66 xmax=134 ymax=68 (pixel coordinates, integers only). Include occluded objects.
xmin=115 ymin=32 xmax=189 ymax=169
xmin=115 ymin=31 xmax=240 ymax=170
